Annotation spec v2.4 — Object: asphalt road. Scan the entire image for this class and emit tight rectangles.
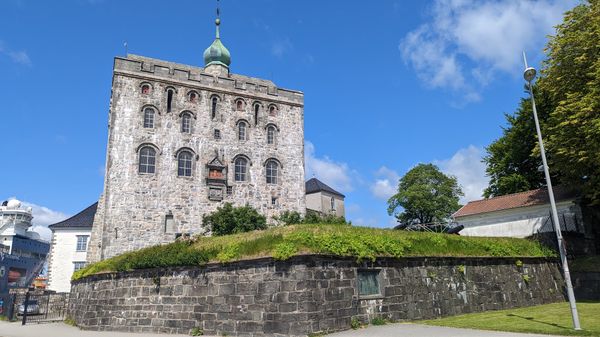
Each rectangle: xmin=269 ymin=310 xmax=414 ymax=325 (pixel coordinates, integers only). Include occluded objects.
xmin=0 ymin=322 xmax=564 ymax=337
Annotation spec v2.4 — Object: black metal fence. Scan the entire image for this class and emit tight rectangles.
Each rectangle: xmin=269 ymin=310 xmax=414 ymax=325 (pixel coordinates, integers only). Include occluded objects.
xmin=10 ymin=292 xmax=69 ymax=324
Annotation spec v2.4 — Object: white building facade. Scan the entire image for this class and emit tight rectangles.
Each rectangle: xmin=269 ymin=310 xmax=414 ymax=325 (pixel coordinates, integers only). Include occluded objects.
xmin=47 ymin=203 xmax=96 ymax=293
xmin=305 ymin=178 xmax=345 ymax=218
xmin=453 ymin=188 xmax=584 ymax=238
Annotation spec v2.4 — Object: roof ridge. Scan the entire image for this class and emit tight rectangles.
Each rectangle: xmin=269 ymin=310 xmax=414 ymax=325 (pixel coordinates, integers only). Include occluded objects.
xmin=465 ymin=187 xmax=546 ymax=205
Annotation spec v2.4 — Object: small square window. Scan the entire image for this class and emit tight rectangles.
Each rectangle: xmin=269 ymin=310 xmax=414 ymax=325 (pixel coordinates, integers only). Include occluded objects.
xmin=73 ymin=261 xmax=86 ymax=272
xmin=358 ymin=270 xmax=380 ymax=296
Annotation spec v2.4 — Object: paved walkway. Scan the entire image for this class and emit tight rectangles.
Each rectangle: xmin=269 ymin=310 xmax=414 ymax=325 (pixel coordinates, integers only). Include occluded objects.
xmin=0 ymin=321 xmax=564 ymax=337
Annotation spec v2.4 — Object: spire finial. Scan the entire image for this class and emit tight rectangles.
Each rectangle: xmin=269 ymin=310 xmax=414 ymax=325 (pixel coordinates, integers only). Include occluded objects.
xmin=215 ymin=0 xmax=221 ymax=39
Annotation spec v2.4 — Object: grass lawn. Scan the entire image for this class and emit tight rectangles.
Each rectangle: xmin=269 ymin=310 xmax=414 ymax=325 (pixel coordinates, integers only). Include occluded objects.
xmin=422 ymin=301 xmax=600 ymax=336
xmin=73 ymin=224 xmax=554 ymax=280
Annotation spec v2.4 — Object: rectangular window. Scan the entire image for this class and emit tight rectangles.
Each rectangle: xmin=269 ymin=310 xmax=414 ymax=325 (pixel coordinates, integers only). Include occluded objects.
xmin=76 ymin=235 xmax=89 ymax=252
xmin=73 ymin=261 xmax=86 ymax=272
xmin=226 ymin=186 xmax=233 ymax=195
xmin=214 ymin=129 xmax=221 ymax=140
xmin=165 ymin=213 xmax=175 ymax=233
xmin=271 ymin=197 xmax=277 ymax=206
xmin=358 ymin=270 xmax=380 ymax=296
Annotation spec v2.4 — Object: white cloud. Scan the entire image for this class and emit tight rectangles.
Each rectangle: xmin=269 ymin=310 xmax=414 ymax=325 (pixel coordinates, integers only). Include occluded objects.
xmin=0 ymin=40 xmax=31 ymax=66
xmin=271 ymin=37 xmax=293 ymax=58
xmin=305 ymin=141 xmax=353 ymax=193
xmin=435 ymin=145 xmax=488 ymax=204
xmin=4 ymin=198 xmax=69 ymax=241
xmin=400 ymin=0 xmax=575 ymax=100
xmin=370 ymin=166 xmax=400 ymax=200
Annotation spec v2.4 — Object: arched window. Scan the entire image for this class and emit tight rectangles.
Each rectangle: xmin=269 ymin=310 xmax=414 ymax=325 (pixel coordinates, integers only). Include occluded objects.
xmin=167 ymin=89 xmax=174 ymax=113
xmin=236 ymin=100 xmax=244 ymax=111
xmin=238 ymin=121 xmax=247 ymax=141
xmin=143 ymin=107 xmax=155 ymax=128
xmin=141 ymin=84 xmax=151 ymax=95
xmin=234 ymin=157 xmax=248 ymax=182
xmin=181 ymin=113 xmax=192 ymax=133
xmin=254 ymin=103 xmax=260 ymax=126
xmin=267 ymin=125 xmax=276 ymax=145
xmin=266 ymin=160 xmax=279 ymax=184
xmin=211 ymin=96 xmax=218 ymax=119
xmin=188 ymin=91 xmax=198 ymax=103
xmin=138 ymin=146 xmax=156 ymax=174
xmin=269 ymin=105 xmax=277 ymax=116
xmin=177 ymin=151 xmax=193 ymax=177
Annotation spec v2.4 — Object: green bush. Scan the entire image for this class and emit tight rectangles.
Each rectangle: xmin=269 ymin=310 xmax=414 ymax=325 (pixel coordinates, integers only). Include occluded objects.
xmin=203 ymin=203 xmax=267 ymax=236
xmin=274 ymin=210 xmax=348 ymax=226
xmin=303 ymin=210 xmax=348 ymax=225
xmin=350 ymin=317 xmax=362 ymax=329
xmin=274 ymin=210 xmax=303 ymax=225
xmin=371 ymin=317 xmax=387 ymax=325
xmin=190 ymin=327 xmax=203 ymax=336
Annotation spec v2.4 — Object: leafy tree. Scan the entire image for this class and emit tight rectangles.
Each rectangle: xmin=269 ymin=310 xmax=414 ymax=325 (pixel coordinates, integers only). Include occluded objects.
xmin=482 ymin=87 xmax=552 ymax=198
xmin=483 ymin=0 xmax=600 ymax=204
xmin=539 ymin=0 xmax=600 ymax=204
xmin=203 ymin=203 xmax=267 ymax=236
xmin=387 ymin=163 xmax=463 ymax=225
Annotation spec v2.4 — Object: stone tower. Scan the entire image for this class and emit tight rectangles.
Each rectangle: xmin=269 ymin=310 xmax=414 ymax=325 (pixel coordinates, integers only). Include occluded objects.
xmin=87 ymin=15 xmax=305 ymax=262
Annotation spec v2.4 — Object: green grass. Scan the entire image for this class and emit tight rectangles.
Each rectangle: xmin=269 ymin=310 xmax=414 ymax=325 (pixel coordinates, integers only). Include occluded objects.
xmin=73 ymin=224 xmax=555 ymax=281
xmin=422 ymin=302 xmax=600 ymax=336
xmin=571 ymin=256 xmax=600 ymax=273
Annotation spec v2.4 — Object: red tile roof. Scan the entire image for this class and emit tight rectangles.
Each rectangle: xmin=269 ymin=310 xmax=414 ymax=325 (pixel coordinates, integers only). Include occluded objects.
xmin=453 ymin=187 xmax=577 ymax=218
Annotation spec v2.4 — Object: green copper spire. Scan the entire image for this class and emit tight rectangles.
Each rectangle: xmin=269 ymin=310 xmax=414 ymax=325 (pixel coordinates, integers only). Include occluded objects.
xmin=203 ymin=3 xmax=231 ymax=68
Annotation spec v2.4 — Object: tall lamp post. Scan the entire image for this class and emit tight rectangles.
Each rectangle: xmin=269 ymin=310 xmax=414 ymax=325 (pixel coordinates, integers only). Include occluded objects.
xmin=522 ymin=52 xmax=581 ymax=330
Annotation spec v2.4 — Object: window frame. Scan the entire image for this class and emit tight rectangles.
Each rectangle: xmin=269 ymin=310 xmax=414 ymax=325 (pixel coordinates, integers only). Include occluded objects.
xmin=181 ymin=112 xmax=192 ymax=133
xmin=73 ymin=261 xmax=87 ymax=272
xmin=267 ymin=125 xmax=277 ymax=145
xmin=143 ymin=107 xmax=155 ymax=128
xmin=140 ymin=83 xmax=152 ymax=95
xmin=238 ymin=121 xmax=248 ymax=141
xmin=177 ymin=150 xmax=194 ymax=177
xmin=75 ymin=235 xmax=89 ymax=252
xmin=265 ymin=159 xmax=279 ymax=185
xmin=138 ymin=146 xmax=157 ymax=174
xmin=211 ymin=96 xmax=219 ymax=119
xmin=188 ymin=90 xmax=199 ymax=103
xmin=234 ymin=157 xmax=248 ymax=182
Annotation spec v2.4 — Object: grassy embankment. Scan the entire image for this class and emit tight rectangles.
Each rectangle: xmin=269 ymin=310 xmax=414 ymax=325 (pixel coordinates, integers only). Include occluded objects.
xmin=422 ymin=301 xmax=600 ymax=336
xmin=73 ymin=224 xmax=554 ymax=281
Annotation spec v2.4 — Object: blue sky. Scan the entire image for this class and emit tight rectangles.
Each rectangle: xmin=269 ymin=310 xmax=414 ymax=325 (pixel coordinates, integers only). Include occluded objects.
xmin=0 ymin=0 xmax=577 ymax=237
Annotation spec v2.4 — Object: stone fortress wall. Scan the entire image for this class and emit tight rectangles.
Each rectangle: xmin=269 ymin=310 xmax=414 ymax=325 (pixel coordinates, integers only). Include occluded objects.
xmin=69 ymin=255 xmax=565 ymax=336
xmin=88 ymin=55 xmax=306 ymax=262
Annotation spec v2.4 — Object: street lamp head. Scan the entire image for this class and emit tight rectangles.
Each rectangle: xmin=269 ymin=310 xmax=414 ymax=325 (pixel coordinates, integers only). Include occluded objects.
xmin=524 ymin=67 xmax=537 ymax=82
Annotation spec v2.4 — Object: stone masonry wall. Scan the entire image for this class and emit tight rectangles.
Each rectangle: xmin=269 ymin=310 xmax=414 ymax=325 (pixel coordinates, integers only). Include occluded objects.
xmin=88 ymin=55 xmax=305 ymax=262
xmin=68 ymin=255 xmax=565 ymax=336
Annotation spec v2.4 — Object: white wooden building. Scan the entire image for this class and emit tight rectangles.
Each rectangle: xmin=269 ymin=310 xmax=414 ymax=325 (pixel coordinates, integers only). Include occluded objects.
xmin=453 ymin=188 xmax=583 ymax=238
xmin=47 ymin=203 xmax=96 ymax=293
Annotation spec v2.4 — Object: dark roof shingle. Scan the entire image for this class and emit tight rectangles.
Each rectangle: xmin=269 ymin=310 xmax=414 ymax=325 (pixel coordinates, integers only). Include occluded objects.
xmin=305 ymin=178 xmax=345 ymax=198
xmin=48 ymin=202 xmax=97 ymax=229
xmin=453 ymin=187 xmax=576 ymax=218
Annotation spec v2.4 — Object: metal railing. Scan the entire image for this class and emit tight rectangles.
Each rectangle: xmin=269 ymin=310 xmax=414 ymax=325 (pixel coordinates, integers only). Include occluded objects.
xmin=14 ymin=292 xmax=68 ymax=324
